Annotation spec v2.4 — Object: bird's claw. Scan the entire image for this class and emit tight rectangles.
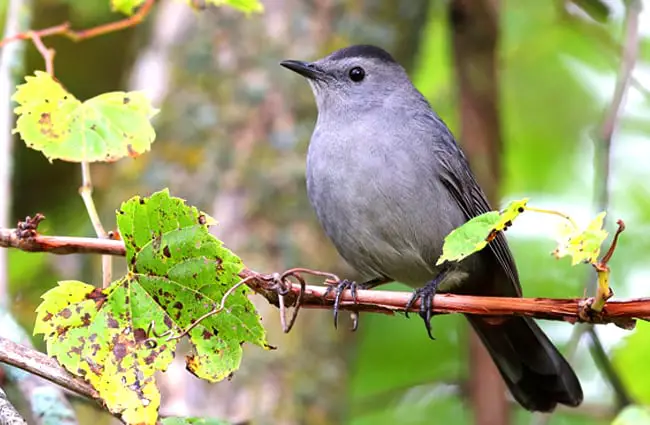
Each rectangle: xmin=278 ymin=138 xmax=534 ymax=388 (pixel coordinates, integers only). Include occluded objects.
xmin=405 ymin=280 xmax=439 ymax=340
xmin=324 ymin=279 xmax=361 ymax=330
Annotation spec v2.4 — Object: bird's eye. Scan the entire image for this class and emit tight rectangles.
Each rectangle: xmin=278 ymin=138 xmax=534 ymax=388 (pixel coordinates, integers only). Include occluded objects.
xmin=348 ymin=67 xmax=365 ymax=82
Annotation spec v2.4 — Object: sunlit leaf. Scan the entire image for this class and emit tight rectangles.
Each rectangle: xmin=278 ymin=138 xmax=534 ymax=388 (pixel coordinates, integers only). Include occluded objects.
xmin=34 ymin=190 xmax=268 ymax=424
xmin=111 ymin=0 xmax=145 ymax=15
xmin=13 ymin=71 xmax=158 ymax=163
xmin=436 ymin=199 xmax=528 ymax=265
xmin=553 ymin=211 xmax=608 ymax=265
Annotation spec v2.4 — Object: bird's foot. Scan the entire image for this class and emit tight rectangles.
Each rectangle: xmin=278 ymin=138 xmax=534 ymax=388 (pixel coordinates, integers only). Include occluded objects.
xmin=324 ymin=279 xmax=366 ymax=330
xmin=405 ymin=271 xmax=448 ymax=340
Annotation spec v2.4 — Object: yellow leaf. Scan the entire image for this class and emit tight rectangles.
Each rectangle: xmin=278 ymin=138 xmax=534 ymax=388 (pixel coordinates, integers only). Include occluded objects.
xmin=553 ymin=211 xmax=608 ymax=265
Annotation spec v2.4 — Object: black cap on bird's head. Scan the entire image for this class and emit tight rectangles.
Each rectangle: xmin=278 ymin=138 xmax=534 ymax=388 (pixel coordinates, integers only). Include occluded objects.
xmin=280 ymin=45 xmax=398 ymax=81
xmin=280 ymin=44 xmax=412 ymax=111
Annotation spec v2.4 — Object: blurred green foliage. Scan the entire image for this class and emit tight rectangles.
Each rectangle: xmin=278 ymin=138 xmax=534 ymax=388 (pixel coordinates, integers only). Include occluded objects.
xmin=3 ymin=0 xmax=650 ymax=424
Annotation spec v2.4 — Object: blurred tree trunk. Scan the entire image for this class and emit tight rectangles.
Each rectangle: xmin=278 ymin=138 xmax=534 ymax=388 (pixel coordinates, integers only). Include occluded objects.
xmin=448 ymin=1 xmax=509 ymax=425
xmin=115 ymin=1 xmax=430 ymax=424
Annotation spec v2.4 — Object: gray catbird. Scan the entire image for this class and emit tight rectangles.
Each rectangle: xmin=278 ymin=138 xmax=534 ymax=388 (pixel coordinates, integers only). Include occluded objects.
xmin=281 ymin=45 xmax=583 ymax=412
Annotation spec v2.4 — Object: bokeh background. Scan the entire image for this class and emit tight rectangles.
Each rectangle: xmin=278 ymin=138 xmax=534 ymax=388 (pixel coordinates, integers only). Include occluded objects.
xmin=3 ymin=0 xmax=650 ymax=424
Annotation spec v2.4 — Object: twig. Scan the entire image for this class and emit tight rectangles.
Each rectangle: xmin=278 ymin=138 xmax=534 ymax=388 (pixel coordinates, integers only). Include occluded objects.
xmin=27 ymin=31 xmax=53 ymax=75
xmin=0 ymin=387 xmax=27 ymax=425
xmin=0 ymin=337 xmax=97 ymax=401
xmin=0 ymin=0 xmax=156 ymax=47
xmin=0 ymin=309 xmax=78 ymax=425
xmin=0 ymin=229 xmax=125 ymax=255
xmin=0 ymin=228 xmax=648 ymax=325
xmin=0 ymin=0 xmax=33 ymax=309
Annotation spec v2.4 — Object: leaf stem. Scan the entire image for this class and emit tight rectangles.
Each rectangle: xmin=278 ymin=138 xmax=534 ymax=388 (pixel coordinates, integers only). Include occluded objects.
xmin=27 ymin=31 xmax=54 ymax=74
xmin=79 ymin=162 xmax=111 ymax=287
xmin=524 ymin=206 xmax=579 ymax=229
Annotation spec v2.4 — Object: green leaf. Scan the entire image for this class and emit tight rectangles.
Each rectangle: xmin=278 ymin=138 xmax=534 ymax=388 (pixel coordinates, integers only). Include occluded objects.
xmin=34 ymin=190 xmax=268 ymax=424
xmin=13 ymin=71 xmax=158 ymax=163
xmin=436 ymin=199 xmax=528 ymax=265
xmin=612 ymin=405 xmax=650 ymax=425
xmin=182 ymin=0 xmax=263 ymax=13
xmin=613 ymin=321 xmax=650 ymax=405
xmin=553 ymin=211 xmax=608 ymax=265
xmin=111 ymin=0 xmax=145 ymax=15
xmin=162 ymin=418 xmax=232 ymax=425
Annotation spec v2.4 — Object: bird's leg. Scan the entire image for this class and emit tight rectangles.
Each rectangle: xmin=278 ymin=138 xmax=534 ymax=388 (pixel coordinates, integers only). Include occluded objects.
xmin=324 ymin=277 xmax=389 ymax=329
xmin=405 ymin=266 xmax=450 ymax=340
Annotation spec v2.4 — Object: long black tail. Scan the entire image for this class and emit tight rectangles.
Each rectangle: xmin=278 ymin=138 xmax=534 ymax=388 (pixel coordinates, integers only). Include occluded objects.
xmin=467 ymin=315 xmax=583 ymax=412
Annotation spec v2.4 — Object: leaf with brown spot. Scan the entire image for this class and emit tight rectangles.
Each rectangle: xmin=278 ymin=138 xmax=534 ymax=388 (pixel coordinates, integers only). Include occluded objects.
xmin=33 ymin=190 xmax=267 ymax=424
xmin=12 ymin=71 xmax=158 ymax=163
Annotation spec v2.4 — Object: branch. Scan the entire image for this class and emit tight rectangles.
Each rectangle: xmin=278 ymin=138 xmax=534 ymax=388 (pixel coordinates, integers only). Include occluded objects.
xmin=0 ymin=0 xmax=155 ymax=48
xmin=0 ymin=337 xmax=97 ymax=401
xmin=0 ymin=227 xmax=647 ymax=327
xmin=0 ymin=308 xmax=79 ymax=425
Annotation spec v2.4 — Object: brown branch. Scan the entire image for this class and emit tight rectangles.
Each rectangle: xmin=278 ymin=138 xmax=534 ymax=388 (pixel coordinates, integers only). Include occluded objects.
xmin=0 ymin=337 xmax=97 ymax=401
xmin=0 ymin=228 xmax=647 ymax=327
xmin=0 ymin=0 xmax=155 ymax=48
xmin=28 ymin=31 xmax=54 ymax=75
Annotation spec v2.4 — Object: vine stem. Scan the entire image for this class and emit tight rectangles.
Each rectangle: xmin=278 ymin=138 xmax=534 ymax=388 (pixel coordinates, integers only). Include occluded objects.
xmin=0 ymin=229 xmax=644 ymax=326
xmin=79 ymin=162 xmax=111 ymax=287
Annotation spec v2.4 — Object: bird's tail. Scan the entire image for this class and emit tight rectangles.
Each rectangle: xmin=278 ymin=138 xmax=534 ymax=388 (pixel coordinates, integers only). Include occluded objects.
xmin=466 ymin=315 xmax=583 ymax=412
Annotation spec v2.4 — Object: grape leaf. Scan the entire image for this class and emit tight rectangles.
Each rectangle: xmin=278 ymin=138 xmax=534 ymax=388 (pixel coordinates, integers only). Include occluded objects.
xmin=182 ymin=0 xmax=263 ymax=13
xmin=436 ymin=199 xmax=528 ymax=265
xmin=553 ymin=211 xmax=608 ymax=265
xmin=112 ymin=0 xmax=146 ymax=15
xmin=34 ymin=190 xmax=268 ymax=424
xmin=13 ymin=71 xmax=158 ymax=163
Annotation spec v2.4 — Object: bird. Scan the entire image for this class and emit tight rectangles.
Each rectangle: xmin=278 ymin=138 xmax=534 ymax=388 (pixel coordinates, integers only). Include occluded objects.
xmin=280 ymin=44 xmax=583 ymax=412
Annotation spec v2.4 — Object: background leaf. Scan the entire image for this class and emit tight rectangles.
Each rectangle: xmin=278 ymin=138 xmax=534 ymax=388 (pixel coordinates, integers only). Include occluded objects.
xmin=111 ymin=0 xmax=145 ymax=15
xmin=182 ymin=0 xmax=263 ymax=13
xmin=612 ymin=320 xmax=650 ymax=405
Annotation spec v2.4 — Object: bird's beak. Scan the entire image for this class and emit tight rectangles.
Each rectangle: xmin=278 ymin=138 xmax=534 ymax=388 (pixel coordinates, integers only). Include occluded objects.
xmin=280 ymin=60 xmax=325 ymax=81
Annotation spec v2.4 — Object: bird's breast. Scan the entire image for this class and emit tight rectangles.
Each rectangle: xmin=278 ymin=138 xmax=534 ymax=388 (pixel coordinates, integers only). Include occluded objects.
xmin=305 ymin=123 xmax=465 ymax=285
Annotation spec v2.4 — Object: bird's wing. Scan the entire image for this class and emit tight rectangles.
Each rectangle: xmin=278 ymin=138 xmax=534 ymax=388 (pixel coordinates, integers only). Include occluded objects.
xmin=436 ymin=143 xmax=522 ymax=297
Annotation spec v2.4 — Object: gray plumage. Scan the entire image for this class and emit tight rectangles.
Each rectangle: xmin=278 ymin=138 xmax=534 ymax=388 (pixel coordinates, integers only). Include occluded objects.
xmin=281 ymin=45 xmax=582 ymax=412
